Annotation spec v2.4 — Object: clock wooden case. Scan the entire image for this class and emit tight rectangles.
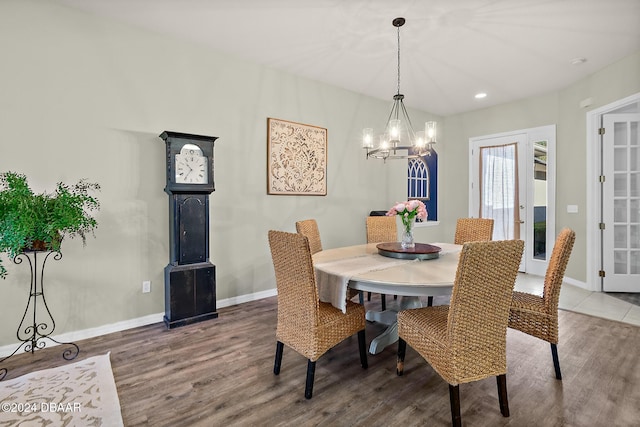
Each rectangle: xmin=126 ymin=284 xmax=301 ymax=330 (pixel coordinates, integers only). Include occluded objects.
xmin=160 ymin=131 xmax=219 ymax=329
xmin=162 ymin=130 xmax=215 ymax=193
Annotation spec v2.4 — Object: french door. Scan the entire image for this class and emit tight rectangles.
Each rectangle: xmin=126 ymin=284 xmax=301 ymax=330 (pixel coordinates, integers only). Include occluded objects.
xmin=470 ymin=126 xmax=555 ymax=276
xmin=602 ymin=113 xmax=640 ymax=292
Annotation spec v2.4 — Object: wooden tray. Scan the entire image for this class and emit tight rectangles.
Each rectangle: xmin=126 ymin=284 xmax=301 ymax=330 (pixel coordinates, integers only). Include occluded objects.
xmin=376 ymin=242 xmax=442 ymax=260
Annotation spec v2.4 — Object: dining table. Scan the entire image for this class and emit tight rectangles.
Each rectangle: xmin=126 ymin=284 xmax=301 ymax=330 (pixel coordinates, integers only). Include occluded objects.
xmin=312 ymin=242 xmax=462 ymax=354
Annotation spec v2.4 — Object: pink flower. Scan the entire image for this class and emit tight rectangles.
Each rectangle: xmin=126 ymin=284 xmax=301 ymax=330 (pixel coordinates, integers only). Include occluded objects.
xmin=387 ymin=199 xmax=428 ymax=222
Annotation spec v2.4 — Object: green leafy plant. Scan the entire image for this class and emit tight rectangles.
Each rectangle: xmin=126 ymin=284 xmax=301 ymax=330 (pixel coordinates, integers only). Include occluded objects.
xmin=0 ymin=172 xmax=100 ymax=279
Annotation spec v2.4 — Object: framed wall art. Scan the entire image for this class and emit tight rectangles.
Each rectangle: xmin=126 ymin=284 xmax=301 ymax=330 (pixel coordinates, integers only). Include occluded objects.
xmin=267 ymin=118 xmax=327 ymax=196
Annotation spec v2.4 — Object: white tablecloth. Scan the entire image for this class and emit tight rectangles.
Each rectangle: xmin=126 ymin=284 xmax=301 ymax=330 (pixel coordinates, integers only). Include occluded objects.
xmin=314 ymin=253 xmax=417 ymax=313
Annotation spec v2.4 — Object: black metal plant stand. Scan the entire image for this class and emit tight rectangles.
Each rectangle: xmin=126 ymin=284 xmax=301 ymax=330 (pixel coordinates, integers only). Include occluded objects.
xmin=0 ymin=250 xmax=79 ymax=380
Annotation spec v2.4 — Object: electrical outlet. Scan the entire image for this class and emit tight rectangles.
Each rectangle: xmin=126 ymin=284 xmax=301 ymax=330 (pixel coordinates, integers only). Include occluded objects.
xmin=142 ymin=280 xmax=151 ymax=293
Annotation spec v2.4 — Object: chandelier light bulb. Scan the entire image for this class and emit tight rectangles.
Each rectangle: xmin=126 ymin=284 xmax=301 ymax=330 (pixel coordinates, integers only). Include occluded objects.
xmin=362 ymin=128 xmax=374 ymax=148
xmin=380 ymin=135 xmax=390 ymax=151
xmin=388 ymin=119 xmax=401 ymax=142
xmin=426 ymin=121 xmax=437 ymax=143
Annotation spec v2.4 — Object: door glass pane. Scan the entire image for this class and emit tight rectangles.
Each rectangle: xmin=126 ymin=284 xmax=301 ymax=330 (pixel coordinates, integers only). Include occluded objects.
xmin=631 ymin=121 xmax=638 ymax=146
xmin=614 ymin=122 xmax=627 ymax=145
xmin=631 ymin=147 xmax=639 ymax=172
xmin=631 ymin=225 xmax=640 ymax=249
xmin=480 ymin=143 xmax=518 ymax=240
xmin=615 ymin=225 xmax=627 ymax=248
xmin=615 ymin=147 xmax=627 ymax=171
xmin=533 ymin=141 xmax=547 ymax=260
xmin=615 ymin=173 xmax=627 ymax=197
xmin=631 ymin=173 xmax=640 ymax=197
xmin=614 ymin=200 xmax=627 ymax=222
xmin=631 ymin=199 xmax=640 ymax=223
xmin=631 ymin=251 xmax=640 ymax=274
xmin=615 ymin=251 xmax=627 ymax=274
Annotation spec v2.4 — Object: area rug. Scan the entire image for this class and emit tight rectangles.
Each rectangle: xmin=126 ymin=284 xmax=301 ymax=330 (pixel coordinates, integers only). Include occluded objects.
xmin=0 ymin=353 xmax=123 ymax=426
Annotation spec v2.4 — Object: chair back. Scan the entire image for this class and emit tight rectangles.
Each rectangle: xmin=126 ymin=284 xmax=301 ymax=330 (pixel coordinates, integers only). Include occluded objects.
xmin=268 ymin=230 xmax=319 ymax=330
xmin=454 ymin=218 xmax=494 ymax=244
xmin=543 ymin=228 xmax=576 ymax=312
xmin=366 ymin=216 xmax=397 ymax=243
xmin=447 ymin=240 xmax=524 ymax=375
xmin=295 ymin=219 xmax=323 ymax=255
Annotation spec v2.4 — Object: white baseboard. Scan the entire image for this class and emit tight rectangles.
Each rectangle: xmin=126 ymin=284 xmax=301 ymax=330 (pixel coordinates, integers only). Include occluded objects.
xmin=217 ymin=288 xmax=277 ymax=307
xmin=564 ymin=276 xmax=591 ymax=292
xmin=0 ymin=288 xmax=277 ymax=358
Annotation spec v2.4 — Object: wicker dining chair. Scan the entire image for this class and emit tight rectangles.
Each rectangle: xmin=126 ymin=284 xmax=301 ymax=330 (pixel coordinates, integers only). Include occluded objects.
xmin=454 ymin=218 xmax=494 ymax=244
xmin=365 ymin=215 xmax=398 ymax=309
xmin=295 ymin=219 xmax=323 ymax=255
xmin=366 ymin=215 xmax=398 ymax=244
xmin=508 ymin=227 xmax=575 ymax=380
xmin=397 ymin=239 xmax=524 ymax=427
xmin=268 ymin=230 xmax=368 ymax=399
xmin=295 ymin=218 xmax=359 ymax=301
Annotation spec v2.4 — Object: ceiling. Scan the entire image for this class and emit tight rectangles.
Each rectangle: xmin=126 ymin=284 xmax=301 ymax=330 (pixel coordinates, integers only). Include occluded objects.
xmin=54 ymin=0 xmax=640 ymax=116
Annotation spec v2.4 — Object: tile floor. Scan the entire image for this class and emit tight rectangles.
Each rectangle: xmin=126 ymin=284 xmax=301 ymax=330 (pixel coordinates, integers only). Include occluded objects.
xmin=514 ymin=273 xmax=640 ymax=327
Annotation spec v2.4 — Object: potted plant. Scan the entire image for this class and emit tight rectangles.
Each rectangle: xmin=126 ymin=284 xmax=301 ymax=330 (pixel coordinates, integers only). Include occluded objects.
xmin=0 ymin=171 xmax=100 ymax=279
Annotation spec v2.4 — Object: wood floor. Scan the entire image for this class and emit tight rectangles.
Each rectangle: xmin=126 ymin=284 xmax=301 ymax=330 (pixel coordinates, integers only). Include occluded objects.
xmin=1 ymin=296 xmax=639 ymax=426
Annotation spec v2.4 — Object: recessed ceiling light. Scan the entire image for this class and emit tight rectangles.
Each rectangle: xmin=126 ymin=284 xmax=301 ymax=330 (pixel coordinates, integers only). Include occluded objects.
xmin=571 ymin=57 xmax=587 ymax=65
xmin=475 ymin=92 xmax=487 ymax=99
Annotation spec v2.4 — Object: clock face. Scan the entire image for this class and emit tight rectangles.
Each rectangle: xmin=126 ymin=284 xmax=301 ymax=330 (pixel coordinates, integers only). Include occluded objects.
xmin=175 ymin=144 xmax=208 ymax=184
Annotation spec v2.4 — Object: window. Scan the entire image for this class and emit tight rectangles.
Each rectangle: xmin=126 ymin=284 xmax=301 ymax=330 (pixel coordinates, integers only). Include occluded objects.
xmin=408 ymin=158 xmax=429 ymax=198
xmin=408 ymin=150 xmax=438 ymax=220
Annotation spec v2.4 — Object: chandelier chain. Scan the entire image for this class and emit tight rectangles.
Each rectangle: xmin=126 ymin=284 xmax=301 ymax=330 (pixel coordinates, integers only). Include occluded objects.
xmin=397 ymin=24 xmax=401 ymax=96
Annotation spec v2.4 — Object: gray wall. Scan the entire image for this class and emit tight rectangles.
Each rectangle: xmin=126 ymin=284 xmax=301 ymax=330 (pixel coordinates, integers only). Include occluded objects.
xmin=0 ymin=0 xmax=638 ymax=347
xmin=0 ymin=0 xmax=436 ymax=346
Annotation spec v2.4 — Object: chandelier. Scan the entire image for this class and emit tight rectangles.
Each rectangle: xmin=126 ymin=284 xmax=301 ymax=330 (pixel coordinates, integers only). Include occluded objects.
xmin=362 ymin=17 xmax=437 ymax=161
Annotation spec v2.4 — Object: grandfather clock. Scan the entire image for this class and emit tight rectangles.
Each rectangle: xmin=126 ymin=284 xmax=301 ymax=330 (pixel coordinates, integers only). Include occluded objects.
xmin=160 ymin=131 xmax=218 ymax=329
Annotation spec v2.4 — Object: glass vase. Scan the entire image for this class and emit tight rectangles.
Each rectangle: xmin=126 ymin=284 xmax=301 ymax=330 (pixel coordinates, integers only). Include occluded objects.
xmin=401 ymin=218 xmax=415 ymax=249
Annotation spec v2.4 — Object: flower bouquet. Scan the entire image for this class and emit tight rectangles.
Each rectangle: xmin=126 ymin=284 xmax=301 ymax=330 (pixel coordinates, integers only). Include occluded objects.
xmin=386 ymin=200 xmax=428 ymax=248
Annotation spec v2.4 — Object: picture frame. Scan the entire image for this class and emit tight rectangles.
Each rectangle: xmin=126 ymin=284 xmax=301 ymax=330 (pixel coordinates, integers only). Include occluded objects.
xmin=267 ymin=118 xmax=327 ymax=196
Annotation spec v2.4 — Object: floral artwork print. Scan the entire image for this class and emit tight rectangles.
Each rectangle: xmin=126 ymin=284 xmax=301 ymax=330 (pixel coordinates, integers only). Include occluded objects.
xmin=267 ymin=118 xmax=327 ymax=195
